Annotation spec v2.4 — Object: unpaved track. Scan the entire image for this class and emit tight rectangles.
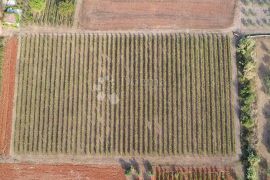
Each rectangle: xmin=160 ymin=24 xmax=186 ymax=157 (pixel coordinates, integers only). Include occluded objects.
xmin=0 ymin=37 xmax=18 ymax=156
xmin=79 ymin=0 xmax=236 ymax=30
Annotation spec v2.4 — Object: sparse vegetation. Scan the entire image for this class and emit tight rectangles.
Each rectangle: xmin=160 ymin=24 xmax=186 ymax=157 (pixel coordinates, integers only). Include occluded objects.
xmin=29 ymin=0 xmax=46 ymax=12
xmin=58 ymin=1 xmax=75 ymax=16
xmin=18 ymin=0 xmax=75 ymax=26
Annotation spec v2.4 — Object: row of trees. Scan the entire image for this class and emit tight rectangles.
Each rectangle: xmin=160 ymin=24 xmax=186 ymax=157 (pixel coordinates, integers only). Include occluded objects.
xmin=237 ymin=37 xmax=260 ymax=180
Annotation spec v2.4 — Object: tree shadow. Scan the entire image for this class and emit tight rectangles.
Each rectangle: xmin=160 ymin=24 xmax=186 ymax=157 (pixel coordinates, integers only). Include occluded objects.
xmin=129 ymin=158 xmax=140 ymax=175
xmin=142 ymin=159 xmax=153 ymax=180
xmin=258 ymin=63 xmax=270 ymax=93
xmin=261 ymin=42 xmax=270 ymax=54
xmin=262 ymin=102 xmax=270 ymax=152
xmin=259 ymin=157 xmax=269 ymax=180
xmin=119 ymin=158 xmax=130 ymax=170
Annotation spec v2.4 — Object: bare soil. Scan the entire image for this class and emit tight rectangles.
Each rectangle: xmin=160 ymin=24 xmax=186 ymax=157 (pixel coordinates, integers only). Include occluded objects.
xmin=0 ymin=163 xmax=125 ymax=180
xmin=0 ymin=37 xmax=18 ymax=156
xmin=78 ymin=0 xmax=236 ymax=30
xmin=255 ymin=38 xmax=270 ymax=162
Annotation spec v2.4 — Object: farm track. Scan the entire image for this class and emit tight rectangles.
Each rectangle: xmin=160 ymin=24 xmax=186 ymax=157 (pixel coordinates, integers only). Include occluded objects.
xmin=0 ymin=37 xmax=18 ymax=156
xmin=13 ymin=33 xmax=235 ymax=156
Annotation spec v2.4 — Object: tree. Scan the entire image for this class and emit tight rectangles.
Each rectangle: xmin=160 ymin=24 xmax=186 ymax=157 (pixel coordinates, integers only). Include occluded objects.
xmin=29 ymin=0 xmax=46 ymax=12
xmin=58 ymin=1 xmax=75 ymax=16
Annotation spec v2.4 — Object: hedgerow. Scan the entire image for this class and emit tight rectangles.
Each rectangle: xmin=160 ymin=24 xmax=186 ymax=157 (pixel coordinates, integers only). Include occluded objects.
xmin=237 ymin=36 xmax=260 ymax=180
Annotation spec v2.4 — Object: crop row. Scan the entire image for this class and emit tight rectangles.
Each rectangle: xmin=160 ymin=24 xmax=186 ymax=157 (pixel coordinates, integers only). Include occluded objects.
xmin=14 ymin=33 xmax=235 ymax=155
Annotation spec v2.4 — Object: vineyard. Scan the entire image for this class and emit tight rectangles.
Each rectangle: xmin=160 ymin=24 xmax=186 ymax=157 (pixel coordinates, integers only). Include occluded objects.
xmin=17 ymin=0 xmax=76 ymax=26
xmin=155 ymin=166 xmax=234 ymax=180
xmin=14 ymin=33 xmax=235 ymax=156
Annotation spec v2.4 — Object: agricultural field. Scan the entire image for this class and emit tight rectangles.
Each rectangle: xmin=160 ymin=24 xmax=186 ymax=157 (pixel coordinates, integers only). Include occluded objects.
xmin=17 ymin=0 xmax=76 ymax=26
xmin=0 ymin=163 xmax=125 ymax=180
xmin=254 ymin=38 xmax=270 ymax=179
xmin=155 ymin=166 xmax=234 ymax=180
xmin=79 ymin=0 xmax=236 ymax=30
xmin=240 ymin=0 xmax=270 ymax=29
xmin=13 ymin=33 xmax=235 ymax=156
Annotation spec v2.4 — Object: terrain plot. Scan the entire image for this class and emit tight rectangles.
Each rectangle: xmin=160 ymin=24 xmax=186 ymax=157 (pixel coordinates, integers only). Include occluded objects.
xmin=0 ymin=37 xmax=18 ymax=156
xmin=0 ymin=163 xmax=125 ymax=180
xmin=79 ymin=0 xmax=236 ymax=30
xmin=13 ymin=33 xmax=235 ymax=156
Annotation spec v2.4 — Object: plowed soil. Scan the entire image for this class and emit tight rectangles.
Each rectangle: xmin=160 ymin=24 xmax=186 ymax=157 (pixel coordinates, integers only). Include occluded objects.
xmin=0 ymin=163 xmax=125 ymax=180
xmin=78 ymin=0 xmax=236 ymax=30
xmin=0 ymin=37 xmax=18 ymax=156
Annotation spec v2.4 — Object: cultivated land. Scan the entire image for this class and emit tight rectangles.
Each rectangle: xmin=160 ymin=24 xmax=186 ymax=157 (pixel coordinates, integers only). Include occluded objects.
xmin=18 ymin=0 xmax=76 ymax=26
xmin=0 ymin=163 xmax=125 ymax=180
xmin=13 ymin=33 xmax=235 ymax=156
xmin=155 ymin=166 xmax=234 ymax=180
xmin=78 ymin=0 xmax=236 ymax=30
xmin=254 ymin=38 xmax=270 ymax=177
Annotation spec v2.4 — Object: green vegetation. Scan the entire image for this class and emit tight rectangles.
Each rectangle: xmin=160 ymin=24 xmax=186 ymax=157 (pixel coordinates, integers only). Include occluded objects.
xmin=237 ymin=37 xmax=260 ymax=180
xmin=14 ymin=33 xmax=235 ymax=155
xmin=58 ymin=1 xmax=75 ymax=16
xmin=17 ymin=0 xmax=76 ymax=26
xmin=0 ymin=38 xmax=4 ymax=93
xmin=29 ymin=0 xmax=46 ymax=12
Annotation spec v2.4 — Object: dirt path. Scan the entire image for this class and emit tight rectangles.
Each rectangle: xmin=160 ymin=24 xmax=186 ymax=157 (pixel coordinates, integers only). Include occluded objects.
xmin=0 ymin=163 xmax=125 ymax=180
xmin=0 ymin=37 xmax=18 ymax=156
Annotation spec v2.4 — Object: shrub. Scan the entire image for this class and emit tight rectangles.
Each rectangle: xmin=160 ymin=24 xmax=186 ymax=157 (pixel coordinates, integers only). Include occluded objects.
xmin=29 ymin=0 xmax=46 ymax=12
xmin=246 ymin=166 xmax=257 ymax=180
xmin=58 ymin=1 xmax=75 ymax=16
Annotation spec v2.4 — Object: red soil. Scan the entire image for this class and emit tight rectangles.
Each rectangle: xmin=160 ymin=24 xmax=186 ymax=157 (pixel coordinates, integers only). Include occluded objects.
xmin=0 ymin=163 xmax=125 ymax=180
xmin=0 ymin=37 xmax=18 ymax=156
xmin=79 ymin=0 xmax=236 ymax=30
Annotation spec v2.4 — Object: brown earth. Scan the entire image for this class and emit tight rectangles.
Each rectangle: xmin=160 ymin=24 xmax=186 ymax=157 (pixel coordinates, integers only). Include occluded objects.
xmin=0 ymin=36 xmax=18 ymax=156
xmin=0 ymin=163 xmax=125 ymax=180
xmin=78 ymin=0 xmax=236 ymax=30
xmin=255 ymin=38 xmax=270 ymax=161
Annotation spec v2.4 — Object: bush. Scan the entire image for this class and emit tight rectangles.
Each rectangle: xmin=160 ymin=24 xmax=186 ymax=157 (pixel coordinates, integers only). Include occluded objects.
xmin=246 ymin=166 xmax=257 ymax=180
xmin=29 ymin=0 xmax=46 ymax=12
xmin=58 ymin=1 xmax=75 ymax=16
